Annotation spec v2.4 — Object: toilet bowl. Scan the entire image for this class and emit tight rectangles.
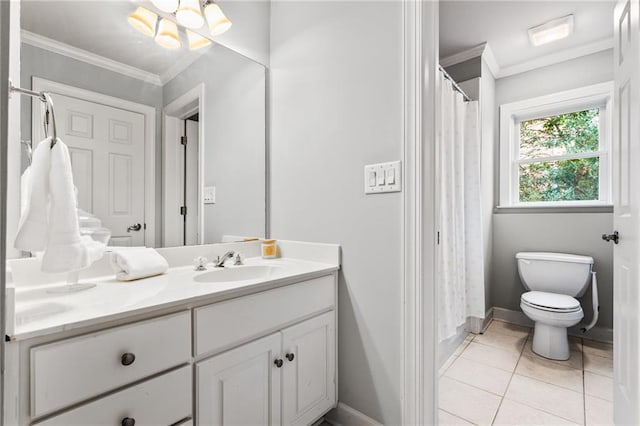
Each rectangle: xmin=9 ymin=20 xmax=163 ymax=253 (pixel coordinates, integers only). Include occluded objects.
xmin=516 ymin=252 xmax=593 ymax=360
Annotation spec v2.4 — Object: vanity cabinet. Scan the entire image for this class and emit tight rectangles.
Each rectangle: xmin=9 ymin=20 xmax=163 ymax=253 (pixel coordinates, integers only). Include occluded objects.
xmin=196 ymin=311 xmax=335 ymax=426
xmin=6 ymin=272 xmax=337 ymax=426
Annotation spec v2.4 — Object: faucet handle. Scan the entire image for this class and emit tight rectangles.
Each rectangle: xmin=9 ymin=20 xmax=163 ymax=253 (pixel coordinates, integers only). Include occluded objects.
xmin=234 ymin=253 xmax=243 ymax=265
xmin=194 ymin=256 xmax=208 ymax=271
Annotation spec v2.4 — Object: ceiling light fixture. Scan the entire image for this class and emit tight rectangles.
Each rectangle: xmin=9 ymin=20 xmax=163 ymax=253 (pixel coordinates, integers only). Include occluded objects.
xmin=528 ymin=15 xmax=574 ymax=47
xmin=150 ymin=0 xmax=179 ymax=14
xmin=155 ymin=18 xmax=182 ymax=49
xmin=176 ymin=0 xmax=205 ymax=29
xmin=204 ymin=2 xmax=232 ymax=36
xmin=128 ymin=7 xmax=158 ymax=37
xmin=186 ymin=29 xmax=212 ymax=50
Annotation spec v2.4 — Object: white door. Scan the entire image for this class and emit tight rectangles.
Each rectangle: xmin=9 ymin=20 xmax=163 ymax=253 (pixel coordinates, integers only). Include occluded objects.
xmin=281 ymin=312 xmax=336 ymax=426
xmin=33 ymin=93 xmax=146 ymax=246
xmin=196 ymin=332 xmax=282 ymax=426
xmin=185 ymin=119 xmax=199 ymax=245
xmin=613 ymin=0 xmax=640 ymax=423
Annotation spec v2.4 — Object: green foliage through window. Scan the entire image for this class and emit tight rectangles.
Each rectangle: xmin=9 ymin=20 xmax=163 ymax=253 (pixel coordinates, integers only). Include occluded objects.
xmin=518 ymin=109 xmax=600 ymax=202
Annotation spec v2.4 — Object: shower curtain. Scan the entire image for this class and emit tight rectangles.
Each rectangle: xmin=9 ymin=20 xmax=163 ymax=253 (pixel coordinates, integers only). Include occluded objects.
xmin=437 ymin=72 xmax=485 ymax=341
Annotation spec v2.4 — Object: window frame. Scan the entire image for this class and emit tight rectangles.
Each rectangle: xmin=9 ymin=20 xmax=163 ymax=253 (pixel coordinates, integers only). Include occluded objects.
xmin=499 ymin=82 xmax=614 ymax=208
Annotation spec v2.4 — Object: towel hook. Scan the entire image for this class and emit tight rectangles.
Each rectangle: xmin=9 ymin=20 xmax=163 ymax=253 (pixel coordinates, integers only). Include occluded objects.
xmin=42 ymin=92 xmax=57 ymax=148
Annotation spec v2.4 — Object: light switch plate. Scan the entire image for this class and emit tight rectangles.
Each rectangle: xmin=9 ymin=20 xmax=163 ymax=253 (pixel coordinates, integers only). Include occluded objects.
xmin=203 ymin=186 xmax=216 ymax=204
xmin=364 ymin=161 xmax=401 ymax=194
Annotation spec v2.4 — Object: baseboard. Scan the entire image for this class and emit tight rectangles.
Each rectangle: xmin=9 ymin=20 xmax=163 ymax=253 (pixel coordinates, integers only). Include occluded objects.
xmin=438 ymin=324 xmax=469 ymax=366
xmin=324 ymin=402 xmax=383 ymax=426
xmin=492 ymin=306 xmax=613 ymax=343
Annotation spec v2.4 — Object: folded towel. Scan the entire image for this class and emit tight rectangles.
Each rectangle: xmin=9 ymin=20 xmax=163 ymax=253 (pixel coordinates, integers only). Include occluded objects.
xmin=15 ymin=137 xmax=106 ymax=273
xmin=110 ymin=248 xmax=169 ymax=281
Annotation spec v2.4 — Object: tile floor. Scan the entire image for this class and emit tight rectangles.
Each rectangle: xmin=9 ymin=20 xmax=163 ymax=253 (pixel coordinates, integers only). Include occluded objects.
xmin=439 ymin=320 xmax=614 ymax=426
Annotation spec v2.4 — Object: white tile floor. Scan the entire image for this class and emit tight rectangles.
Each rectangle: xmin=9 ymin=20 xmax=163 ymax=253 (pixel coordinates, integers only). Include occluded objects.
xmin=439 ymin=320 xmax=614 ymax=426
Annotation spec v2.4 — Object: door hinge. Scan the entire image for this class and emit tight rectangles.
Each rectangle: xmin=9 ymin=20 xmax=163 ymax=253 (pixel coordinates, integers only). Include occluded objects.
xmin=143 ymin=223 xmax=147 ymax=230
xmin=181 ymin=136 xmax=187 ymax=146
xmin=180 ymin=206 xmax=187 ymax=216
xmin=437 ymin=231 xmax=440 ymax=245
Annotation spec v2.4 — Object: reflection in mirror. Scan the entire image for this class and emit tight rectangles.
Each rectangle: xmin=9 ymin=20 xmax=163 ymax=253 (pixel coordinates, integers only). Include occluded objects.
xmin=17 ymin=0 xmax=266 ymax=252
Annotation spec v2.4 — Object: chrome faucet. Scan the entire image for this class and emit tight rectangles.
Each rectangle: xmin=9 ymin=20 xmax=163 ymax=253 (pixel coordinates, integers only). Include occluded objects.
xmin=214 ymin=251 xmax=235 ymax=267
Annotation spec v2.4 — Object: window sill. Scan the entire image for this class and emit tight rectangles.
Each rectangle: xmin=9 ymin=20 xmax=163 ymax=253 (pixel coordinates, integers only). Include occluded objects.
xmin=495 ymin=204 xmax=613 ymax=214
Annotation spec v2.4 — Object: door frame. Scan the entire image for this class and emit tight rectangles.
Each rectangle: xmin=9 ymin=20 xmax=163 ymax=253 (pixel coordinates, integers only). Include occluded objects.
xmin=163 ymin=83 xmax=205 ymax=246
xmin=31 ymin=77 xmax=157 ymax=248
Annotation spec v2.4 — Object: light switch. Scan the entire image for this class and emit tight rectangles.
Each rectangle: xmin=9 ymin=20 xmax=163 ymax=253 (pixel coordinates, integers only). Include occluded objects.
xmin=203 ymin=186 xmax=216 ymax=204
xmin=386 ymin=168 xmax=395 ymax=184
xmin=368 ymin=171 xmax=377 ymax=187
xmin=364 ymin=161 xmax=402 ymax=194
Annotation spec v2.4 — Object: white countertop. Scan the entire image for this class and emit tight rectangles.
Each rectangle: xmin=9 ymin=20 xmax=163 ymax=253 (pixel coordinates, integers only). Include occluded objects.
xmin=9 ymin=256 xmax=338 ymax=341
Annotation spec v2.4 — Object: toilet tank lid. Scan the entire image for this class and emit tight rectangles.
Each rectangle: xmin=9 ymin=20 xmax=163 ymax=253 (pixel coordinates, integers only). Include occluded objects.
xmin=516 ymin=252 xmax=594 ymax=264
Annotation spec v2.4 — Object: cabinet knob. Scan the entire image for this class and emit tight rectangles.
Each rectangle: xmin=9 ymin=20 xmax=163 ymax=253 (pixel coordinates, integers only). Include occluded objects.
xmin=122 ymin=417 xmax=135 ymax=426
xmin=274 ymin=358 xmax=284 ymax=368
xmin=121 ymin=352 xmax=136 ymax=366
xmin=285 ymin=353 xmax=295 ymax=362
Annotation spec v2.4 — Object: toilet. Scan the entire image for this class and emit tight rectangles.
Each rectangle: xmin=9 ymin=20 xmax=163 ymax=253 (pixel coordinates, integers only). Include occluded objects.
xmin=516 ymin=252 xmax=593 ymax=360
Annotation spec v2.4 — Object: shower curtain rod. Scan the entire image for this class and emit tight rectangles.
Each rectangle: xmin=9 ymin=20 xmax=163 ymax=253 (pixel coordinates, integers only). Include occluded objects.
xmin=438 ymin=64 xmax=472 ymax=102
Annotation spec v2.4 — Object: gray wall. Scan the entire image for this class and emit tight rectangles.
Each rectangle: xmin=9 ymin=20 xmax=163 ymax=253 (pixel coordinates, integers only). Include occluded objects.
xmin=491 ymin=49 xmax=615 ymax=330
xmin=20 ymin=43 xmax=164 ymax=244
xmin=163 ymin=44 xmax=266 ymax=243
xmin=270 ymin=1 xmax=403 ymax=423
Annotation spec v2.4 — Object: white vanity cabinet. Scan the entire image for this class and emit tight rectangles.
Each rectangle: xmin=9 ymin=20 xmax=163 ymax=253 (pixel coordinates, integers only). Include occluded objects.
xmin=5 ymin=271 xmax=338 ymax=426
xmin=196 ymin=311 xmax=335 ymax=426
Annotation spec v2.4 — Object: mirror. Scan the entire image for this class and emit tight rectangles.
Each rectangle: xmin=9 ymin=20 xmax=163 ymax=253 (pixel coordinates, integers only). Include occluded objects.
xmin=17 ymin=0 xmax=266 ymax=251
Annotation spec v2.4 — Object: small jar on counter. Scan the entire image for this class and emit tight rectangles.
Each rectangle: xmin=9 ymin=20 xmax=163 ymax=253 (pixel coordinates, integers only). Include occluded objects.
xmin=261 ymin=239 xmax=277 ymax=259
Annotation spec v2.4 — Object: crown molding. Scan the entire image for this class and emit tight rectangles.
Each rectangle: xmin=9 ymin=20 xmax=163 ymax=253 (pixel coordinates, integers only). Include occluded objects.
xmin=21 ymin=30 xmax=163 ymax=86
xmin=498 ymin=37 xmax=613 ymax=78
xmin=440 ymin=38 xmax=613 ymax=80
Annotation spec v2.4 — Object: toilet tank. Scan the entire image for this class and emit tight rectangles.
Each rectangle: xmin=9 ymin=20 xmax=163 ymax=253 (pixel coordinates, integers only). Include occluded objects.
xmin=516 ymin=252 xmax=593 ymax=297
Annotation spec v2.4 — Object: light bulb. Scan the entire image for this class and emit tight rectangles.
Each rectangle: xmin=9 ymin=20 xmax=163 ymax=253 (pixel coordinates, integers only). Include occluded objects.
xmin=204 ymin=2 xmax=232 ymax=36
xmin=176 ymin=0 xmax=205 ymax=29
xmin=127 ymin=7 xmax=157 ymax=37
xmin=155 ymin=18 xmax=182 ymax=49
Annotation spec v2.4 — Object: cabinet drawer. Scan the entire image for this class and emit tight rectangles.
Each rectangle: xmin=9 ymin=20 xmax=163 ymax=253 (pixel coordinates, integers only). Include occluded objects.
xmin=34 ymin=366 xmax=192 ymax=426
xmin=194 ymin=274 xmax=335 ymax=356
xmin=31 ymin=311 xmax=191 ymax=417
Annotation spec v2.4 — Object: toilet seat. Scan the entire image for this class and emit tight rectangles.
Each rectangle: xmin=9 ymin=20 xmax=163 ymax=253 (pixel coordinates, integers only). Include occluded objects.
xmin=521 ymin=291 xmax=581 ymax=313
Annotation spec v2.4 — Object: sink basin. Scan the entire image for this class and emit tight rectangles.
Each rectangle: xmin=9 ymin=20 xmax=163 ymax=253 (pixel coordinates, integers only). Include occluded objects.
xmin=194 ymin=265 xmax=282 ymax=283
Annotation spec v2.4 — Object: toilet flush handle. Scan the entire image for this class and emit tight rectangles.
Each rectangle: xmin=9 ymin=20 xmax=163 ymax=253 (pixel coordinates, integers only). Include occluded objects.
xmin=602 ymin=231 xmax=619 ymax=244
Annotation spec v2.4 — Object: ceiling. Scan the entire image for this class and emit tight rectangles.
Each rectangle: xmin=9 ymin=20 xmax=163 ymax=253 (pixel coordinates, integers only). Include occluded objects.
xmin=21 ymin=1 xmax=211 ymax=80
xmin=440 ymin=1 xmax=616 ymax=72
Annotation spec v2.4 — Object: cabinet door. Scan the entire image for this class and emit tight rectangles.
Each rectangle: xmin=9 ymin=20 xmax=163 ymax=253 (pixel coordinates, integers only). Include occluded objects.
xmin=196 ymin=333 xmax=281 ymax=426
xmin=281 ymin=312 xmax=336 ymax=426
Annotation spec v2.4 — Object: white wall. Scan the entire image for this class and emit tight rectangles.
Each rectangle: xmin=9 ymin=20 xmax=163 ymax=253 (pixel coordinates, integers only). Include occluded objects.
xmin=492 ymin=49 xmax=615 ymax=331
xmin=270 ymin=1 xmax=403 ymax=423
xmin=163 ymin=44 xmax=266 ymax=244
xmin=214 ymin=0 xmax=271 ymax=66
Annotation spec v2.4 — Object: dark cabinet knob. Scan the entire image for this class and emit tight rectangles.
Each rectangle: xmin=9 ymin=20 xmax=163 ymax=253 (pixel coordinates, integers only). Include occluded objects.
xmin=122 ymin=417 xmax=135 ymax=426
xmin=285 ymin=353 xmax=295 ymax=362
xmin=121 ymin=353 xmax=136 ymax=366
xmin=274 ymin=358 xmax=283 ymax=368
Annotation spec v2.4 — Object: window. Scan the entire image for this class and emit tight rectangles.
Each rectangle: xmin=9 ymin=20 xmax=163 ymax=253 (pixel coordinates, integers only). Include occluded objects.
xmin=499 ymin=82 xmax=613 ymax=207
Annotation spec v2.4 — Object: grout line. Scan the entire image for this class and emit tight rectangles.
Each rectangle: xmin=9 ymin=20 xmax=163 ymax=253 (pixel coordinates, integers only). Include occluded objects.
xmin=439 ymin=408 xmax=480 ymax=426
xmin=490 ymin=329 xmax=530 ymax=425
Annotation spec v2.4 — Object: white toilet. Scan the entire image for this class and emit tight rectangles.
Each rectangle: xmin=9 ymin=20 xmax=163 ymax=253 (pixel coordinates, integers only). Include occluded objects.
xmin=516 ymin=252 xmax=593 ymax=360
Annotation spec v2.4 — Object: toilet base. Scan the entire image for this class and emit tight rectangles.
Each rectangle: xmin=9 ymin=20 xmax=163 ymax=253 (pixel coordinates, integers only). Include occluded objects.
xmin=532 ymin=322 xmax=570 ymax=360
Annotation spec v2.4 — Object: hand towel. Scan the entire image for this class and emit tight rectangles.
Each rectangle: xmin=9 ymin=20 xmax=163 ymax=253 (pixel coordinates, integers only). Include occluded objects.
xmin=109 ymin=248 xmax=169 ymax=281
xmin=14 ymin=138 xmax=52 ymax=252
xmin=41 ymin=140 xmax=106 ymax=272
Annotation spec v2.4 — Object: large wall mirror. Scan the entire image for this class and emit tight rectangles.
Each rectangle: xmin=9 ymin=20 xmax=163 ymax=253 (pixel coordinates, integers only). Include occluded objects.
xmin=13 ymin=0 xmax=266 ymax=254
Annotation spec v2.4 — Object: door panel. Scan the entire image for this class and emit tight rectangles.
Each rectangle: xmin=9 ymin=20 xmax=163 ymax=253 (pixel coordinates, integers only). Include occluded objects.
xmin=281 ymin=312 xmax=336 ymax=426
xmin=196 ymin=333 xmax=281 ymax=426
xmin=613 ymin=0 xmax=640 ymax=423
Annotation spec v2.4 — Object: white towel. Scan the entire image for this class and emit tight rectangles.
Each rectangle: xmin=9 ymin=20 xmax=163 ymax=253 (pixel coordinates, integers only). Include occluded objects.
xmin=15 ymin=138 xmax=106 ymax=273
xmin=109 ymin=248 xmax=169 ymax=281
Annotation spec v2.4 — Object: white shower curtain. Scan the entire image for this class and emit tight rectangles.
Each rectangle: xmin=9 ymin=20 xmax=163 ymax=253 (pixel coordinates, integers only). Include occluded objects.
xmin=437 ymin=73 xmax=485 ymax=341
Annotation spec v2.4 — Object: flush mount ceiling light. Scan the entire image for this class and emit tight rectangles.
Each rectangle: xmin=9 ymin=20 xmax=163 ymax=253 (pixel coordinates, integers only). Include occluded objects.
xmin=155 ymin=18 xmax=182 ymax=49
xmin=128 ymin=7 xmax=158 ymax=37
xmin=204 ymin=2 xmax=232 ymax=36
xmin=186 ymin=29 xmax=211 ymax=50
xmin=176 ymin=0 xmax=205 ymax=29
xmin=150 ymin=0 xmax=179 ymax=13
xmin=528 ymin=15 xmax=574 ymax=47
